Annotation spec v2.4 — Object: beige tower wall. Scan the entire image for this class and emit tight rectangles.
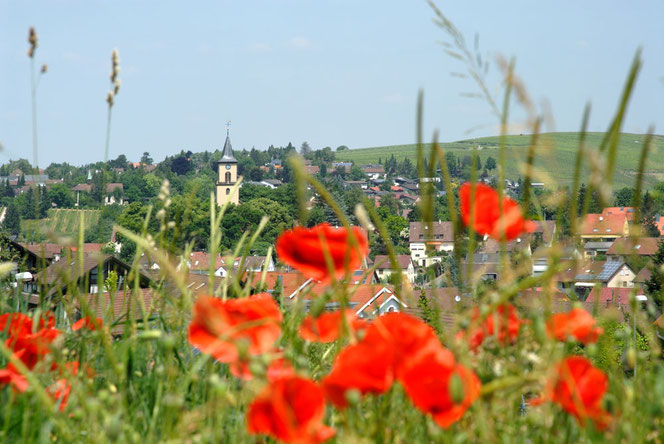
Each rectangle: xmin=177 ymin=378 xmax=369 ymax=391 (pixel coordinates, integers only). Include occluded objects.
xmin=216 ymin=163 xmax=240 ymax=207
xmin=217 ymin=163 xmax=238 ymax=183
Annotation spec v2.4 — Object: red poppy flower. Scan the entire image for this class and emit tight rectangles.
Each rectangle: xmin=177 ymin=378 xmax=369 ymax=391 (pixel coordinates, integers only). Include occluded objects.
xmin=363 ymin=312 xmax=450 ymax=378
xmin=230 ymin=356 xmax=295 ymax=381
xmin=545 ymin=356 xmax=611 ymax=430
xmin=459 ymin=182 xmax=537 ymax=241
xmin=188 ymin=294 xmax=282 ymax=363
xmin=0 ymin=361 xmax=29 ymax=393
xmin=546 ymin=308 xmax=603 ymax=344
xmin=459 ymin=304 xmax=525 ymax=350
xmin=276 ymin=223 xmax=369 ymax=283
xmin=322 ymin=337 xmax=394 ymax=408
xmin=401 ymin=351 xmax=481 ymax=428
xmin=1 ymin=313 xmax=60 ymax=372
xmin=72 ymin=317 xmax=103 ymax=332
xmin=323 ymin=312 xmax=449 ymax=408
xmin=247 ymin=375 xmax=336 ymax=444
xmin=299 ymin=309 xmax=358 ymax=343
xmin=48 ymin=378 xmax=72 ymax=412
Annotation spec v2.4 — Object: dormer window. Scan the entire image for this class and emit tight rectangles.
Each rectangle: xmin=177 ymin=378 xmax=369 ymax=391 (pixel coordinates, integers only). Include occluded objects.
xmin=606 ymin=229 xmax=611 ymax=232
xmin=593 ymin=228 xmax=598 ymax=232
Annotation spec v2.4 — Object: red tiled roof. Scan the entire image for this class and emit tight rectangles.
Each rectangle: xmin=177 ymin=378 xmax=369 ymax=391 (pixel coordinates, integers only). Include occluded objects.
xmin=607 ymin=237 xmax=660 ymax=256
xmin=585 ymin=287 xmax=645 ymax=305
xmin=409 ymin=221 xmax=454 ymax=243
xmin=602 ymin=207 xmax=635 ymax=222
xmin=188 ymin=251 xmax=223 ymax=271
xmin=634 ymin=266 xmax=652 ymax=283
xmin=106 ymin=183 xmax=123 ymax=193
xmin=70 ymin=243 xmax=103 ymax=253
xmin=78 ymin=288 xmax=157 ymax=334
xmin=580 ymin=213 xmax=627 ymax=236
xmin=21 ymin=243 xmax=63 ymax=260
xmin=72 ymin=183 xmax=92 ymax=192
xmin=373 ymin=255 xmax=412 ymax=270
xmin=305 ymin=165 xmax=320 ymax=175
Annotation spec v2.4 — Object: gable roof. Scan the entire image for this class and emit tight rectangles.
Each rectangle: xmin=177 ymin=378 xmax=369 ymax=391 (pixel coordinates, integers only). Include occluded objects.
xmin=361 ymin=166 xmax=385 ymax=174
xmin=72 ymin=183 xmax=92 ymax=192
xmin=372 ymin=255 xmax=413 ymax=270
xmin=580 ymin=213 xmax=627 ymax=236
xmin=585 ymin=287 xmax=645 ymax=305
xmin=188 ymin=251 xmax=224 ymax=272
xmin=77 ymin=288 xmax=157 ymax=335
xmin=34 ymin=253 xmax=149 ymax=295
xmin=409 ymin=221 xmax=454 ymax=243
xmin=634 ymin=266 xmax=652 ymax=284
xmin=106 ymin=183 xmax=123 ymax=193
xmin=20 ymin=242 xmax=63 ymax=260
xmin=602 ymin=206 xmax=635 ymax=222
xmin=607 ymin=237 xmax=660 ymax=256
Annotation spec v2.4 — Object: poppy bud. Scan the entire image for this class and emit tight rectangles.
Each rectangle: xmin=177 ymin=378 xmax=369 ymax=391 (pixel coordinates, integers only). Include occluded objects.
xmin=626 ymin=347 xmax=636 ymax=369
xmin=345 ymin=389 xmax=361 ymax=406
xmin=309 ymin=295 xmax=328 ymax=318
xmin=449 ymin=373 xmax=465 ymax=404
xmin=249 ymin=360 xmax=266 ymax=378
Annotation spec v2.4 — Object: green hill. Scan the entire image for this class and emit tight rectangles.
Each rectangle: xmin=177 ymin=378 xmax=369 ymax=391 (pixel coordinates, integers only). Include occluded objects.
xmin=335 ymin=132 xmax=664 ymax=189
xmin=21 ymin=208 xmax=101 ymax=242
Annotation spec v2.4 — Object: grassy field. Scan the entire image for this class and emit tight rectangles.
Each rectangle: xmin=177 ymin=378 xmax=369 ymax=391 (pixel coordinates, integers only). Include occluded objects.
xmin=336 ymin=132 xmax=664 ymax=189
xmin=20 ymin=208 xmax=101 ymax=241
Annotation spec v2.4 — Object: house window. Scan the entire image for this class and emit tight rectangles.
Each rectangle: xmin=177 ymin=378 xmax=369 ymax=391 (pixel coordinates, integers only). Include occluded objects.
xmin=226 ymin=188 xmax=230 ymax=195
xmin=225 ymin=171 xmax=231 ymax=183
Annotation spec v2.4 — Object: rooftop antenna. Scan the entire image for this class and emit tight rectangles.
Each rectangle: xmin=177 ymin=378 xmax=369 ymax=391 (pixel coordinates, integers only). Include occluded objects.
xmin=226 ymin=120 xmax=231 ymax=136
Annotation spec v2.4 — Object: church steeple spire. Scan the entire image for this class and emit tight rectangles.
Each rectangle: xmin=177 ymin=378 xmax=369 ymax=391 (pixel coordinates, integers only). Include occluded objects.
xmin=216 ymin=120 xmax=241 ymax=207
xmin=220 ymin=120 xmax=237 ymax=163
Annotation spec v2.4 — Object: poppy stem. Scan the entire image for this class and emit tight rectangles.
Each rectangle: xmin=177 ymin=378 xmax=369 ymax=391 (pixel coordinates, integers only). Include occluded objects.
xmin=480 ymin=373 xmax=541 ymax=396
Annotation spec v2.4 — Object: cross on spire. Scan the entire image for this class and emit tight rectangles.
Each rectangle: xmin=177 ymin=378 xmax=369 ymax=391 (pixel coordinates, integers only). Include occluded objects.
xmin=226 ymin=120 xmax=231 ymax=136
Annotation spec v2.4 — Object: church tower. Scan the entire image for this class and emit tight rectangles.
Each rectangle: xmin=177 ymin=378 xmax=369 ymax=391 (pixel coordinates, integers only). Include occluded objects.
xmin=216 ymin=126 xmax=240 ymax=207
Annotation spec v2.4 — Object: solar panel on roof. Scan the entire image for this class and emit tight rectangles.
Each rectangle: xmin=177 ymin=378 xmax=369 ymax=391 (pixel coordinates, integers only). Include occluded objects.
xmin=596 ymin=261 xmax=622 ymax=281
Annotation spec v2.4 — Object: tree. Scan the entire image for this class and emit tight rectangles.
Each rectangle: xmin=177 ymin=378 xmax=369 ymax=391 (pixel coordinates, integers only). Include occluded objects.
xmin=378 ymin=194 xmax=400 ymax=216
xmin=141 ymin=152 xmax=153 ymax=165
xmin=349 ymin=165 xmax=367 ymax=181
xmin=485 ymin=156 xmax=497 ymax=171
xmin=417 ymin=288 xmax=432 ymax=324
xmin=319 ymin=163 xmax=327 ymax=178
xmin=3 ymin=202 xmax=20 ymax=236
xmin=336 ymin=145 xmax=349 ymax=151
xmin=645 ymin=239 xmax=664 ymax=312
xmin=49 ymin=183 xmax=74 ymax=208
xmin=641 ymin=191 xmax=660 ymax=237
xmin=577 ymin=184 xmax=602 ymax=215
xmin=300 ymin=141 xmax=312 ymax=157
xmin=614 ymin=187 xmax=634 ymax=207
xmin=109 ymin=154 xmax=128 ymax=169
xmin=171 ymin=156 xmax=191 ymax=176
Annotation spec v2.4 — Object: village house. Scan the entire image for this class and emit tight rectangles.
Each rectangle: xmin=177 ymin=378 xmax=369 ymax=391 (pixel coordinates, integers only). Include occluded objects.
xmin=572 ymin=260 xmax=636 ymax=298
xmin=409 ymin=221 xmax=455 ymax=267
xmin=32 ymin=253 xmax=151 ymax=298
xmin=360 ymin=165 xmax=385 ymax=180
xmin=372 ymin=255 xmax=416 ymax=283
xmin=606 ymin=237 xmax=660 ymax=261
xmin=580 ymin=213 xmax=629 ymax=258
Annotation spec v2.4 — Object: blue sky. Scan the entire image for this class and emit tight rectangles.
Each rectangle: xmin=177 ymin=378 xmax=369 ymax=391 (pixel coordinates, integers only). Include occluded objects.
xmin=1 ymin=1 xmax=663 ymax=167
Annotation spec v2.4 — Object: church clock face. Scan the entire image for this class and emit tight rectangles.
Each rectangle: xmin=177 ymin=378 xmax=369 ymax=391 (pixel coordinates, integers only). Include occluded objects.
xmin=225 ymin=164 xmax=231 ymax=170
